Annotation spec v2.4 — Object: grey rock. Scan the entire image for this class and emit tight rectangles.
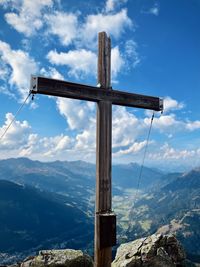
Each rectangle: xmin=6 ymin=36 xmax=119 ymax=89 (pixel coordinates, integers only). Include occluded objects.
xmin=112 ymin=233 xmax=186 ymax=267
xmin=20 ymin=249 xmax=93 ymax=267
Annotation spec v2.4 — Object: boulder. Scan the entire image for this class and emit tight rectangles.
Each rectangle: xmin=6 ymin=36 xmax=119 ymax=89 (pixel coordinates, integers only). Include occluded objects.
xmin=20 ymin=249 xmax=93 ymax=267
xmin=112 ymin=233 xmax=187 ymax=267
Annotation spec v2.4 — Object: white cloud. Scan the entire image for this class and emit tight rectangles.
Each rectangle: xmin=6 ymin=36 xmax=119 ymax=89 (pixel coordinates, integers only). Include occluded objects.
xmin=125 ymin=39 xmax=140 ymax=68
xmin=0 ymin=113 xmax=31 ymax=150
xmin=111 ymin=46 xmax=124 ymax=78
xmin=47 ymin=46 xmax=125 ymax=80
xmin=47 ymin=49 xmax=97 ymax=78
xmin=55 ymin=135 xmax=72 ymax=151
xmin=186 ymin=120 xmax=200 ymax=131
xmin=150 ymin=143 xmax=196 ymax=160
xmin=105 ymin=0 xmax=128 ymax=12
xmin=45 ymin=11 xmax=78 ymax=46
xmin=19 ymin=133 xmax=74 ymax=159
xmin=146 ymin=114 xmax=182 ymax=131
xmin=114 ymin=140 xmax=147 ymax=156
xmin=40 ymin=67 xmax=64 ymax=80
xmin=106 ymin=0 xmax=115 ymax=12
xmin=16 ymin=125 xmax=96 ymax=161
xmin=2 ymin=0 xmax=53 ymax=36
xmin=56 ymin=98 xmax=95 ymax=130
xmin=5 ymin=13 xmax=42 ymax=36
xmin=82 ymin=9 xmax=132 ymax=47
xmin=43 ymin=134 xmax=73 ymax=157
xmin=1 ymin=1 xmax=133 ymax=51
xmin=75 ymin=122 xmax=96 ymax=151
xmin=145 ymin=112 xmax=200 ymax=134
xmin=0 ymin=40 xmax=38 ymax=100
xmin=1 ymin=1 xmax=135 ymax=83
xmin=0 ymin=113 xmax=74 ymax=159
xmin=19 ymin=133 xmax=39 ymax=157
xmin=112 ymin=107 xmax=141 ymax=148
xmin=163 ymin=96 xmax=184 ymax=113
xmin=1 ymin=102 xmax=200 ymax=165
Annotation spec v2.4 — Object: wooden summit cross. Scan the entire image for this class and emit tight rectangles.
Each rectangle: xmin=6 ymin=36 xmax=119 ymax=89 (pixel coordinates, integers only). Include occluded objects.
xmin=30 ymin=32 xmax=163 ymax=267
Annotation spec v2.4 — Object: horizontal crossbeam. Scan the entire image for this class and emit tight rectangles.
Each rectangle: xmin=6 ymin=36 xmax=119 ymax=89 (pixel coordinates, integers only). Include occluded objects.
xmin=30 ymin=76 xmax=163 ymax=111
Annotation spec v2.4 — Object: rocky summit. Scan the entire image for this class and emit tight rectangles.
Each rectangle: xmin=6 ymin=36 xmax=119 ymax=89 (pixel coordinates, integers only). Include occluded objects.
xmin=8 ymin=234 xmax=196 ymax=267
xmin=112 ymin=233 xmax=191 ymax=267
xmin=17 ymin=249 xmax=93 ymax=267
xmin=7 ymin=234 xmax=196 ymax=267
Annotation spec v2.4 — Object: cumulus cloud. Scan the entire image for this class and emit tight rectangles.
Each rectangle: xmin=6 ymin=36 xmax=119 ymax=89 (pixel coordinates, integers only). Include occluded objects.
xmin=19 ymin=133 xmax=74 ymax=159
xmin=1 ymin=101 xmax=200 ymax=164
xmin=112 ymin=107 xmax=141 ymax=148
xmin=0 ymin=113 xmax=31 ymax=150
xmin=82 ymin=9 xmax=132 ymax=47
xmin=47 ymin=49 xmax=97 ymax=78
xmin=144 ymin=112 xmax=200 ymax=134
xmin=47 ymin=46 xmax=125 ymax=80
xmin=2 ymin=0 xmax=53 ymax=36
xmin=19 ymin=133 xmax=39 ymax=157
xmin=1 ymin=1 xmax=136 ymax=85
xmin=111 ymin=46 xmax=124 ymax=79
xmin=163 ymin=96 xmax=184 ymax=113
xmin=0 ymin=113 xmax=75 ymax=160
xmin=150 ymin=143 xmax=196 ymax=160
xmin=2 ymin=1 xmax=199 ymax=166
xmin=42 ymin=134 xmax=73 ymax=157
xmin=1 ymin=1 xmax=133 ymax=51
xmin=75 ymin=122 xmax=96 ymax=152
xmin=56 ymin=98 xmax=95 ymax=130
xmin=44 ymin=6 xmax=133 ymax=50
xmin=145 ymin=114 xmax=183 ymax=131
xmin=1 ymin=2 xmax=135 ymax=90
xmin=45 ymin=11 xmax=78 ymax=46
xmin=113 ymin=140 xmax=147 ymax=156
xmin=0 ymin=40 xmax=38 ymax=100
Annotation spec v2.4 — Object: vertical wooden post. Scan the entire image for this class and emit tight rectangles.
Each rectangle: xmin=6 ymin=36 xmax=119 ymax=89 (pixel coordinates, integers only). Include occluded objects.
xmin=95 ymin=32 xmax=112 ymax=267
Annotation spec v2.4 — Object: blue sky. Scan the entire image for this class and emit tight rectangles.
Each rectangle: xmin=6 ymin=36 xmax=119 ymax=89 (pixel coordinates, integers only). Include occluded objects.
xmin=0 ymin=0 xmax=200 ymax=171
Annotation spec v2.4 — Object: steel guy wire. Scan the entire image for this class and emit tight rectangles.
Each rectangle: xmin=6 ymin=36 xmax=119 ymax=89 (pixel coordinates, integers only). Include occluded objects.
xmin=0 ymin=92 xmax=31 ymax=143
xmin=133 ymin=111 xmax=155 ymax=207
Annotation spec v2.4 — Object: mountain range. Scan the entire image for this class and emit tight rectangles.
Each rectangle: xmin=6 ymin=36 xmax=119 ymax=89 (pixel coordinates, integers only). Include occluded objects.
xmin=0 ymin=157 xmax=199 ymax=264
xmin=127 ymin=168 xmax=200 ymax=263
xmin=0 ymin=179 xmax=93 ymax=264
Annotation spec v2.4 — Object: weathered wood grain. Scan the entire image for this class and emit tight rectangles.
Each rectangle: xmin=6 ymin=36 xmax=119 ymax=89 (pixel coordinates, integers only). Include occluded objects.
xmin=95 ymin=32 xmax=112 ymax=267
xmin=30 ymin=76 xmax=163 ymax=111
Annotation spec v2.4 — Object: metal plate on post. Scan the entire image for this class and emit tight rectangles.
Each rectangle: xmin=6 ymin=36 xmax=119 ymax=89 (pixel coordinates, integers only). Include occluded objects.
xmin=96 ymin=213 xmax=116 ymax=249
xmin=30 ymin=75 xmax=38 ymax=93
